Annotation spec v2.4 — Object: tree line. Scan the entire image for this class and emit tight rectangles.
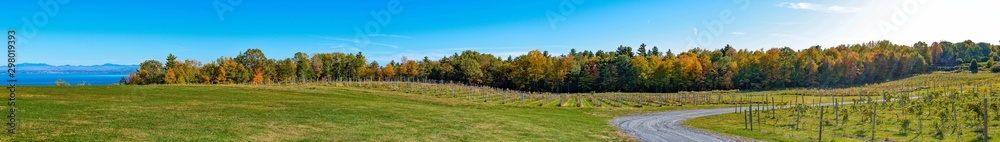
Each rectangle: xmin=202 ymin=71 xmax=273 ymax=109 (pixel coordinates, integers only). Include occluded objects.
xmin=123 ymin=40 xmax=1000 ymax=93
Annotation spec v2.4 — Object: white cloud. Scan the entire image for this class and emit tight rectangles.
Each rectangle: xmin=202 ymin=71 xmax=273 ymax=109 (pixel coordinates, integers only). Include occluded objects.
xmin=777 ymin=2 xmax=858 ymax=13
xmin=318 ymin=43 xmax=362 ymax=53
xmin=731 ymin=32 xmax=746 ymax=35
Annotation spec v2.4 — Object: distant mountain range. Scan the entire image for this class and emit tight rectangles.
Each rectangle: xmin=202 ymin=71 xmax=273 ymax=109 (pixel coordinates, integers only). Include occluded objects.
xmin=13 ymin=63 xmax=138 ymax=74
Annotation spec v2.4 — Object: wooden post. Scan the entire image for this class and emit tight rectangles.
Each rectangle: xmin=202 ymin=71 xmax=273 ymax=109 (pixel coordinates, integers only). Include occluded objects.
xmin=983 ymin=84 xmax=989 ymax=142
xmin=796 ymin=95 xmax=801 ymax=130
xmin=502 ymin=90 xmax=507 ymax=104
xmin=660 ymin=93 xmax=665 ymax=107
xmin=919 ymin=94 xmax=923 ymax=138
xmin=520 ymin=92 xmax=525 ymax=104
xmin=693 ymin=93 xmax=698 ymax=106
xmin=756 ymin=102 xmax=761 ymax=125
xmin=638 ymin=94 xmax=643 ymax=107
xmin=744 ymin=104 xmax=748 ymax=130
xmin=615 ymin=94 xmax=624 ymax=107
xmin=679 ymin=93 xmax=684 ymax=106
xmin=871 ymin=96 xmax=877 ymax=141
xmin=819 ymin=105 xmax=824 ymax=142
xmin=771 ymin=97 xmax=775 ymax=121
xmin=749 ymin=101 xmax=754 ymax=131
xmin=834 ymin=98 xmax=839 ymax=127
xmin=953 ymin=85 xmax=959 ymax=136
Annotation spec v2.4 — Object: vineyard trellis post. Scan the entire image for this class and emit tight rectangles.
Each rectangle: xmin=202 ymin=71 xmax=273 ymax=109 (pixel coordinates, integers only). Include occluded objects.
xmin=502 ymin=89 xmax=508 ymax=104
xmin=795 ymin=91 xmax=801 ymax=130
xmin=744 ymin=102 xmax=748 ymax=130
xmin=637 ymin=93 xmax=643 ymax=107
xmin=770 ymin=96 xmax=775 ymax=123
xmin=659 ymin=93 xmax=665 ymax=107
xmin=732 ymin=92 xmax=736 ymax=105
xmin=953 ymin=85 xmax=959 ymax=136
xmin=520 ymin=91 xmax=525 ymax=104
xmin=576 ymin=93 xmax=582 ymax=107
xmin=819 ymin=105 xmax=824 ymax=142
xmin=983 ymin=84 xmax=990 ymax=141
xmin=870 ymin=95 xmax=876 ymax=141
xmin=747 ymin=98 xmax=754 ymax=131
xmin=756 ymin=100 xmax=761 ymax=125
xmin=834 ymin=98 xmax=839 ymax=127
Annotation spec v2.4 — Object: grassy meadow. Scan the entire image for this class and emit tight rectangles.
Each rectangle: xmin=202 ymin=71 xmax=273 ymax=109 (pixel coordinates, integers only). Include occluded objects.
xmin=1 ymin=83 xmax=742 ymax=141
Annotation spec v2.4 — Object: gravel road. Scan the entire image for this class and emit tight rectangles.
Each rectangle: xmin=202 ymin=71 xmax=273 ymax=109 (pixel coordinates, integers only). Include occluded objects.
xmin=613 ymin=107 xmax=745 ymax=142
xmin=613 ymin=98 xmax=886 ymax=142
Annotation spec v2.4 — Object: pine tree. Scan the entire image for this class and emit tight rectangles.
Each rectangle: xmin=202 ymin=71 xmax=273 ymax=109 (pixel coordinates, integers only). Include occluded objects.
xmin=970 ymin=59 xmax=979 ymax=74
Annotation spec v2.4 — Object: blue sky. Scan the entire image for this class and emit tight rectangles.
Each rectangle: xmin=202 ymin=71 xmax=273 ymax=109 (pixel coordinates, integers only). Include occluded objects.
xmin=3 ymin=0 xmax=998 ymax=65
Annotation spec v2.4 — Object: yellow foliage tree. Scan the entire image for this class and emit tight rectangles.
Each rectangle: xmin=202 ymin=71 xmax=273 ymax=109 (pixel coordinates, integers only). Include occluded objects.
xmin=252 ymin=68 xmax=264 ymax=85
xmin=165 ymin=69 xmax=177 ymax=84
xmin=382 ymin=63 xmax=396 ymax=79
xmin=512 ymin=50 xmax=553 ymax=90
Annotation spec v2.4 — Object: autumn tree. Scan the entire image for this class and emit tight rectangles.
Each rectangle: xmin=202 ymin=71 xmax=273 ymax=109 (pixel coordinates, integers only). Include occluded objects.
xmin=294 ymin=52 xmax=314 ymax=82
xmin=131 ymin=41 xmax=992 ymax=93
xmin=511 ymin=50 xmax=553 ymax=90
xmin=382 ymin=61 xmax=397 ymax=79
xmin=164 ymin=54 xmax=178 ymax=84
xmin=199 ymin=62 xmax=217 ymax=84
xmin=165 ymin=69 xmax=177 ymax=84
xmin=275 ymin=58 xmax=297 ymax=83
xmin=180 ymin=60 xmax=201 ymax=84
xmin=218 ymin=57 xmax=249 ymax=84
xmin=135 ymin=60 xmax=165 ymax=85
xmin=929 ymin=42 xmax=943 ymax=66
xmin=399 ymin=57 xmax=421 ymax=79
xmin=677 ymin=52 xmax=703 ymax=90
xmin=364 ymin=61 xmax=380 ymax=79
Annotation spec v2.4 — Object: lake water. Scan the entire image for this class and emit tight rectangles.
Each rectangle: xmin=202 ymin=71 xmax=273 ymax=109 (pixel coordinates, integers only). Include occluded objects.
xmin=9 ymin=74 xmax=128 ymax=86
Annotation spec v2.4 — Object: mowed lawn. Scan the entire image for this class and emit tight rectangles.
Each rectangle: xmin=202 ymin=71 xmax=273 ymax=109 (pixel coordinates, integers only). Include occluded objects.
xmin=1 ymin=85 xmax=650 ymax=141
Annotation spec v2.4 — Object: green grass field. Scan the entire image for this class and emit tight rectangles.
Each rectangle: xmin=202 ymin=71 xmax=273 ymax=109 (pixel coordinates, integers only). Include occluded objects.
xmin=2 ymin=84 xmax=746 ymax=141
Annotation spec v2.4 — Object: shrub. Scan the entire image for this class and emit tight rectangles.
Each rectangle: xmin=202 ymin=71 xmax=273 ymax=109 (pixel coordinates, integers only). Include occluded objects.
xmin=992 ymin=64 xmax=1000 ymax=73
xmin=55 ymin=79 xmax=70 ymax=86
xmin=987 ymin=58 xmax=995 ymax=68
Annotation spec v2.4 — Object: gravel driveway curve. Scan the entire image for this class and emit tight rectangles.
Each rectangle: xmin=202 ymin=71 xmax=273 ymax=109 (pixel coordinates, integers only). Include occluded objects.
xmin=613 ymin=107 xmax=742 ymax=142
